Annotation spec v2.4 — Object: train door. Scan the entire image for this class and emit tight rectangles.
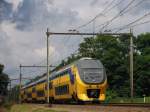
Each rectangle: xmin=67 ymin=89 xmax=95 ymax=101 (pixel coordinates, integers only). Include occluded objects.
xmin=55 ymin=73 xmax=61 ymax=99
xmin=32 ymin=86 xmax=36 ymax=102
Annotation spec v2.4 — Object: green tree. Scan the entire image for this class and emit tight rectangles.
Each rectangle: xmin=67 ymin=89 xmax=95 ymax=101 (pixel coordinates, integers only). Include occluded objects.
xmin=10 ymin=85 xmax=19 ymax=103
xmin=0 ymin=64 xmax=9 ymax=96
xmin=134 ymin=33 xmax=150 ymax=96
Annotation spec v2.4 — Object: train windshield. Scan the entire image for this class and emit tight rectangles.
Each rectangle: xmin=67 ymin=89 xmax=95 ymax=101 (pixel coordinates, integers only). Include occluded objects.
xmin=76 ymin=59 xmax=106 ymax=84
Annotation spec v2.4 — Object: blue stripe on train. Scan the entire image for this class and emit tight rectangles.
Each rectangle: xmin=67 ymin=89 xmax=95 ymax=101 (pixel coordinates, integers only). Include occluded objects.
xmin=68 ymin=69 xmax=74 ymax=84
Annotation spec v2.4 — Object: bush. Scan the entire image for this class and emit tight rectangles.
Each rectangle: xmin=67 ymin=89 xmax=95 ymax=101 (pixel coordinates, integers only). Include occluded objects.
xmin=105 ymin=89 xmax=118 ymax=103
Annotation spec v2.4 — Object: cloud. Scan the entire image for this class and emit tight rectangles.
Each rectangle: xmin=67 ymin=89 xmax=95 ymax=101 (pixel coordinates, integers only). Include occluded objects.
xmin=0 ymin=21 xmax=42 ymax=65
xmin=34 ymin=46 xmax=56 ymax=59
xmin=10 ymin=0 xmax=80 ymax=31
xmin=0 ymin=0 xmax=13 ymax=22
xmin=0 ymin=0 xmax=150 ymax=83
xmin=0 ymin=0 xmax=81 ymax=80
xmin=90 ymin=0 xmax=101 ymax=6
xmin=4 ymin=0 xmax=23 ymax=12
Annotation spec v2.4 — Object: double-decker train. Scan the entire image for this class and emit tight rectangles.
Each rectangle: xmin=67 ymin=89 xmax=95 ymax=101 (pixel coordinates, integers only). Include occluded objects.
xmin=20 ymin=58 xmax=107 ymax=103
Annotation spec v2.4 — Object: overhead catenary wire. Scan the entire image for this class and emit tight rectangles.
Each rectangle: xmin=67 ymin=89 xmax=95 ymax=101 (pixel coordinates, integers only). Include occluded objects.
xmin=98 ymin=0 xmax=148 ymax=32
xmin=130 ymin=20 xmax=150 ymax=27
xmin=115 ymin=12 xmax=150 ymax=32
xmin=99 ymin=0 xmax=136 ymax=32
xmin=109 ymin=19 xmax=150 ymax=32
xmin=96 ymin=0 xmax=146 ymax=30
xmin=99 ymin=0 xmax=118 ymax=15
xmin=97 ymin=0 xmax=147 ymax=32
xmin=93 ymin=0 xmax=124 ymax=33
xmin=103 ymin=0 xmax=123 ymax=15
xmin=94 ymin=0 xmax=146 ymax=30
xmin=75 ymin=0 xmax=118 ymax=30
xmin=120 ymin=0 xmax=147 ymax=16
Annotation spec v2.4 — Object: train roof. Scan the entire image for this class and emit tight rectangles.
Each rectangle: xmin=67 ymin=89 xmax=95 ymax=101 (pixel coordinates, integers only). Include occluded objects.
xmin=22 ymin=76 xmax=46 ymax=89
xmin=75 ymin=57 xmax=103 ymax=68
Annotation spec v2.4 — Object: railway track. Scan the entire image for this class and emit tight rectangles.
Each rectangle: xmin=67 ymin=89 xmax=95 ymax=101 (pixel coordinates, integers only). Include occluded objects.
xmin=11 ymin=103 xmax=150 ymax=112
xmin=44 ymin=103 xmax=150 ymax=107
xmin=29 ymin=103 xmax=150 ymax=112
xmin=46 ymin=103 xmax=150 ymax=112
xmin=101 ymin=103 xmax=150 ymax=107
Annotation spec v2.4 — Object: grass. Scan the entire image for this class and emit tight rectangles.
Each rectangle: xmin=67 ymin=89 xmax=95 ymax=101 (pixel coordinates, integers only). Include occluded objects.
xmin=0 ymin=100 xmax=14 ymax=112
xmin=108 ymin=97 xmax=150 ymax=103
xmin=10 ymin=104 xmax=68 ymax=112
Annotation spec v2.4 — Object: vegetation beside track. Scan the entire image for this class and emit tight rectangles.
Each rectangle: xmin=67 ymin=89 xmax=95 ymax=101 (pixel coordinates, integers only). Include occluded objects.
xmin=0 ymin=102 xmax=13 ymax=112
xmin=107 ymin=97 xmax=150 ymax=103
xmin=10 ymin=104 xmax=68 ymax=112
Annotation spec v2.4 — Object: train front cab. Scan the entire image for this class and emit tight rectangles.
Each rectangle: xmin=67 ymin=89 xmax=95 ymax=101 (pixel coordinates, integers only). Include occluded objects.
xmin=73 ymin=59 xmax=107 ymax=102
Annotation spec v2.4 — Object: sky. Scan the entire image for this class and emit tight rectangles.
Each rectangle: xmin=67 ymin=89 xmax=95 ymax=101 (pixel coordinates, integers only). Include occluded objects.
xmin=0 ymin=0 xmax=150 ymax=85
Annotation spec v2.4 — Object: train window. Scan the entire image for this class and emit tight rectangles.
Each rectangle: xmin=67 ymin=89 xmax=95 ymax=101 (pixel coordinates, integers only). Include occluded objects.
xmin=32 ymin=87 xmax=36 ymax=93
xmin=55 ymin=85 xmax=69 ymax=95
xmin=62 ymin=71 xmax=66 ymax=76
xmin=45 ymin=82 xmax=52 ymax=90
xmin=37 ymin=90 xmax=45 ymax=97
xmin=49 ymin=82 xmax=52 ymax=89
xmin=27 ymin=92 xmax=32 ymax=98
xmin=63 ymin=71 xmax=68 ymax=76
xmin=21 ymin=94 xmax=24 ymax=98
xmin=45 ymin=84 xmax=47 ymax=90
xmin=65 ymin=71 xmax=68 ymax=75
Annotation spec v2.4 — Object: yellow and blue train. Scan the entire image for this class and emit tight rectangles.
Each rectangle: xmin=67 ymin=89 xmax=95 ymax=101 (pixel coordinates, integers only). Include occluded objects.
xmin=21 ymin=58 xmax=107 ymax=103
